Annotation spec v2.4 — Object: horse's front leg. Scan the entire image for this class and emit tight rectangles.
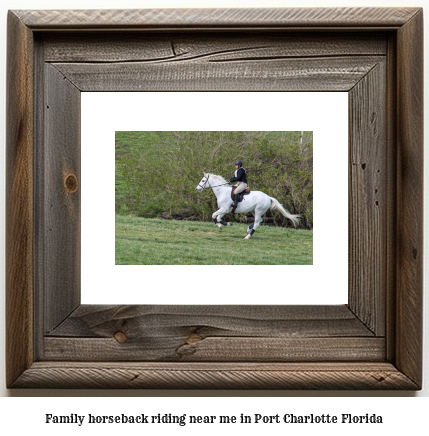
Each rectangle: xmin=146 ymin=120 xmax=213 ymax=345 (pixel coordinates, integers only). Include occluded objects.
xmin=212 ymin=208 xmax=232 ymax=230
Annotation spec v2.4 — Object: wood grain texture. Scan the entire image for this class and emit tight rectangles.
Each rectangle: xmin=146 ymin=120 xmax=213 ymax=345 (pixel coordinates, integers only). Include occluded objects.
xmin=42 ymin=33 xmax=388 ymax=62
xmin=348 ymin=61 xmax=386 ymax=335
xmin=14 ymin=8 xmax=421 ymax=29
xmin=11 ymin=362 xmax=419 ymax=390
xmin=395 ymin=9 xmax=424 ymax=388
xmin=47 ymin=305 xmax=375 ymax=338
xmin=44 ymin=33 xmax=387 ymax=91
xmin=44 ymin=305 xmax=381 ymax=362
xmin=5 ymin=11 xmax=35 ymax=388
xmin=42 ymin=64 xmax=81 ymax=333
xmin=6 ymin=8 xmax=423 ymax=390
xmin=44 ymin=337 xmax=385 ymax=362
xmin=52 ymin=56 xmax=383 ymax=92
xmin=384 ymin=33 xmax=399 ymax=364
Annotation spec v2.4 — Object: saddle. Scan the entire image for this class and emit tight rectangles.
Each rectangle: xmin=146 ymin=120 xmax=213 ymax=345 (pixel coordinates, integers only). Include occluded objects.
xmin=231 ymin=186 xmax=251 ymax=203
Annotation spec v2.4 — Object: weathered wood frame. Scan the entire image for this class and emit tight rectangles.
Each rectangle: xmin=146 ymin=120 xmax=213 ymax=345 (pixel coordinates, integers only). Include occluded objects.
xmin=6 ymin=8 xmax=423 ymax=390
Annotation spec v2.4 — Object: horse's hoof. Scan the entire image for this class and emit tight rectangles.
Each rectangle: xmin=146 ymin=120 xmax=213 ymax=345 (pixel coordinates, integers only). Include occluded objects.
xmin=216 ymin=224 xmax=223 ymax=230
xmin=226 ymin=222 xmax=233 ymax=226
xmin=244 ymin=234 xmax=251 ymax=239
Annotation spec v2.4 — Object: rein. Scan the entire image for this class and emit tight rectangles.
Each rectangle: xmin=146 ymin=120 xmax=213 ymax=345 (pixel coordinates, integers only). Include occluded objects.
xmin=211 ymin=182 xmax=230 ymax=188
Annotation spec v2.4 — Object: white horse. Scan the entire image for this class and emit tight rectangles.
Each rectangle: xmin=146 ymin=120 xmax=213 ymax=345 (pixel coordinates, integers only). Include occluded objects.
xmin=195 ymin=173 xmax=300 ymax=239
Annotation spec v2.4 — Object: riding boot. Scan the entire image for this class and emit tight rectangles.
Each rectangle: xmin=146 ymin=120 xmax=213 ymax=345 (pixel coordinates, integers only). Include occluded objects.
xmin=231 ymin=194 xmax=239 ymax=209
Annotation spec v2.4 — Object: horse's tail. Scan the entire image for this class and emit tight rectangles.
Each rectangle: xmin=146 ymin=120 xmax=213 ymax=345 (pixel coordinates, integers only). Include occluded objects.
xmin=270 ymin=197 xmax=300 ymax=228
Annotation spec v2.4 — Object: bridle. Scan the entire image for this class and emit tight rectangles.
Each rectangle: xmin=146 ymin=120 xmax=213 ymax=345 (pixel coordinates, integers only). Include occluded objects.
xmin=196 ymin=175 xmax=210 ymax=191
xmin=197 ymin=174 xmax=230 ymax=191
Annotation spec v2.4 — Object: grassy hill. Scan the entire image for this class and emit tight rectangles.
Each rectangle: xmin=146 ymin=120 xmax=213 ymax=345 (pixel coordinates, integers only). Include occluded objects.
xmin=116 ymin=215 xmax=313 ymax=265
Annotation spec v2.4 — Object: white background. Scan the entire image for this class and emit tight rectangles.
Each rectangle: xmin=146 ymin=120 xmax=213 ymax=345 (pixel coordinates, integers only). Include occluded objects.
xmin=0 ymin=0 xmax=427 ymax=425
xmin=81 ymin=92 xmax=348 ymax=305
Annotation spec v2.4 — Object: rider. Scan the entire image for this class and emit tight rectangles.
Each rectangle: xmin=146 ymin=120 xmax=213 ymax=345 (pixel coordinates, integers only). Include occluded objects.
xmin=228 ymin=160 xmax=248 ymax=209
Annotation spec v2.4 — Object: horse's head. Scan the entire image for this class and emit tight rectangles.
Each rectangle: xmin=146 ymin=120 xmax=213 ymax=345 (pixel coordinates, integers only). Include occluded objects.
xmin=195 ymin=173 xmax=210 ymax=192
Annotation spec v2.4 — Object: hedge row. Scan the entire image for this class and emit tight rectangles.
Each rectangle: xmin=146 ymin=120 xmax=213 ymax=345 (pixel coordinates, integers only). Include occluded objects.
xmin=116 ymin=131 xmax=313 ymax=229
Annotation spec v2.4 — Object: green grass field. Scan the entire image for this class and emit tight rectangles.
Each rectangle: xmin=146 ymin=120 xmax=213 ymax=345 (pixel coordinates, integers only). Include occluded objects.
xmin=116 ymin=214 xmax=313 ymax=265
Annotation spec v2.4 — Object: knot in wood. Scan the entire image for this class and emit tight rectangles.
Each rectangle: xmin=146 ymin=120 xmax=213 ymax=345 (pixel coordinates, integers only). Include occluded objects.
xmin=114 ymin=331 xmax=128 ymax=343
xmin=64 ymin=174 xmax=78 ymax=193
xmin=186 ymin=333 xmax=203 ymax=344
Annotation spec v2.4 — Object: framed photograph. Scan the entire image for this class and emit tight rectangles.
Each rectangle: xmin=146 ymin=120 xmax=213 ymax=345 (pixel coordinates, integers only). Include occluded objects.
xmin=6 ymin=7 xmax=423 ymax=389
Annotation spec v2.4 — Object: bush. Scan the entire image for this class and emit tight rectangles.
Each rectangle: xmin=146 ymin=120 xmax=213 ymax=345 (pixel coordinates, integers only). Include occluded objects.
xmin=116 ymin=131 xmax=313 ymax=229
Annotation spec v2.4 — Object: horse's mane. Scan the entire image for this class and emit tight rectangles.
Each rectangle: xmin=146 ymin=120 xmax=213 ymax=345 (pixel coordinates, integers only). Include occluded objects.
xmin=205 ymin=173 xmax=228 ymax=184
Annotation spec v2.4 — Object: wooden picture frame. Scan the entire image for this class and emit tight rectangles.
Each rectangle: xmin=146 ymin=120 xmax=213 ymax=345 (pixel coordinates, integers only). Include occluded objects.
xmin=6 ymin=7 xmax=423 ymax=389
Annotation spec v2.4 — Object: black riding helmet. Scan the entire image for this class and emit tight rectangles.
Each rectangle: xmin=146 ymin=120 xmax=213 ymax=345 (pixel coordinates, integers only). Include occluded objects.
xmin=234 ymin=160 xmax=243 ymax=166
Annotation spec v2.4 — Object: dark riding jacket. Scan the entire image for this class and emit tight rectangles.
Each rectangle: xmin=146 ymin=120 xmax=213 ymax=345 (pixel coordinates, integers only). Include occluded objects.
xmin=229 ymin=167 xmax=247 ymax=184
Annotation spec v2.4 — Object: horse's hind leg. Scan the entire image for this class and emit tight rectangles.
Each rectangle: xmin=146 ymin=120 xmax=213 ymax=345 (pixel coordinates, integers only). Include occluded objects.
xmin=247 ymin=212 xmax=263 ymax=234
xmin=245 ymin=210 xmax=263 ymax=239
